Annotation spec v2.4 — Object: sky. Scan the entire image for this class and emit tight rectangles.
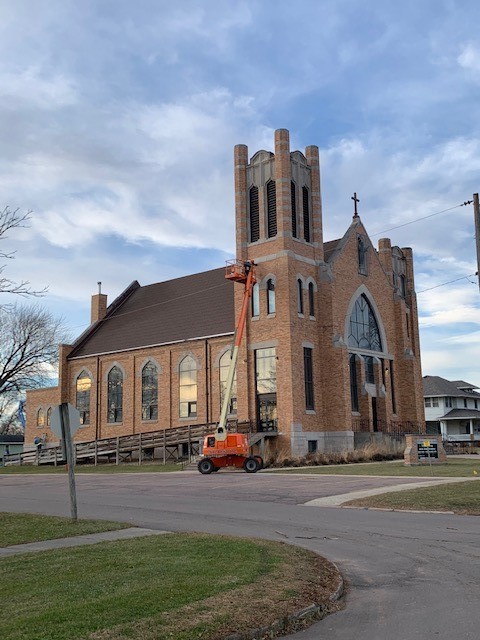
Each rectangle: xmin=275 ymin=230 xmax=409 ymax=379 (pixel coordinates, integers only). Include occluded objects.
xmin=1 ymin=0 xmax=480 ymax=387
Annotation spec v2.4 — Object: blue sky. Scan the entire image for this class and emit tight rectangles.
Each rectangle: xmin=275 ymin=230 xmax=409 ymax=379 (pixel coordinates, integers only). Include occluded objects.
xmin=2 ymin=0 xmax=480 ymax=386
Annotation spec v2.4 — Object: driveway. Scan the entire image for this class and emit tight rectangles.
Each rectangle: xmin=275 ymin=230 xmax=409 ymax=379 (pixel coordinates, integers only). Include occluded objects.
xmin=1 ymin=470 xmax=479 ymax=640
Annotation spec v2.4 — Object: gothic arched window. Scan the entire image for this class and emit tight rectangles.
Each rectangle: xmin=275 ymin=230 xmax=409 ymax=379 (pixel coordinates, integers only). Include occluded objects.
xmin=36 ymin=408 xmax=45 ymax=428
xmin=76 ymin=370 xmax=92 ymax=425
xmin=219 ymin=351 xmax=237 ymax=414
xmin=252 ymin=282 xmax=260 ymax=317
xmin=297 ymin=279 xmax=304 ymax=314
xmin=267 ymin=279 xmax=276 ymax=314
xmin=266 ymin=180 xmax=277 ymax=238
xmin=107 ymin=366 xmax=123 ymax=423
xmin=179 ymin=356 xmax=197 ymax=418
xmin=308 ymin=282 xmax=315 ymax=317
xmin=142 ymin=362 xmax=158 ymax=420
xmin=348 ymin=295 xmax=382 ymax=351
xmin=249 ymin=186 xmax=259 ymax=243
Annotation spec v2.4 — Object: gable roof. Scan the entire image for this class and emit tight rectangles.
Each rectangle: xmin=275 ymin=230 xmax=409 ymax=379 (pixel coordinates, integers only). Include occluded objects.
xmin=69 ymin=268 xmax=234 ymax=359
xmin=423 ymin=375 xmax=480 ymax=399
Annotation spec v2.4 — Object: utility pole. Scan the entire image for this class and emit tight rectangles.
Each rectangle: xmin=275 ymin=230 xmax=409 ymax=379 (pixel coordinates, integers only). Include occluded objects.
xmin=474 ymin=194 xmax=480 ymax=292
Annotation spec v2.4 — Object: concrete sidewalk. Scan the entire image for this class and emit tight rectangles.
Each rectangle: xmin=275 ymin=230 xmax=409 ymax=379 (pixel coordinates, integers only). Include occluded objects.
xmin=0 ymin=527 xmax=169 ymax=558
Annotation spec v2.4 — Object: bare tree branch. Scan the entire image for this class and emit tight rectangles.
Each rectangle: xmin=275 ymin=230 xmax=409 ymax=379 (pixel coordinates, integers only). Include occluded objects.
xmin=0 ymin=206 xmax=48 ymax=298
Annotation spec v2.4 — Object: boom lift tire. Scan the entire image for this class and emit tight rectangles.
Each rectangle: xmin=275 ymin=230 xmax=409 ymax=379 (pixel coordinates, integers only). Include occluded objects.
xmin=198 ymin=458 xmax=215 ymax=474
xmin=254 ymin=456 xmax=264 ymax=470
xmin=243 ymin=456 xmax=259 ymax=473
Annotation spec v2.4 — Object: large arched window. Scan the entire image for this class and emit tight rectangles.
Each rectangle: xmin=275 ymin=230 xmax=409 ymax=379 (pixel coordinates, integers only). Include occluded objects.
xmin=267 ymin=279 xmax=276 ymax=314
xmin=219 ymin=351 xmax=237 ymax=415
xmin=249 ymin=186 xmax=259 ymax=243
xmin=179 ymin=356 xmax=197 ymax=418
xmin=76 ymin=370 xmax=92 ymax=425
xmin=348 ymin=295 xmax=382 ymax=351
xmin=266 ymin=180 xmax=277 ymax=238
xmin=107 ymin=366 xmax=123 ymax=423
xmin=142 ymin=362 xmax=158 ymax=420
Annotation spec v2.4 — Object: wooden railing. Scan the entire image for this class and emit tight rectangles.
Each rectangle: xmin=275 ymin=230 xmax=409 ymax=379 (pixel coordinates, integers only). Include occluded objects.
xmin=4 ymin=420 xmax=260 ymax=467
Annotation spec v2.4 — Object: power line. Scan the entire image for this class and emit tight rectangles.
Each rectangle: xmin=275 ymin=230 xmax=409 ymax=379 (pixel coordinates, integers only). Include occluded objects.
xmin=371 ymin=200 xmax=473 ymax=237
xmin=417 ymin=273 xmax=477 ymax=294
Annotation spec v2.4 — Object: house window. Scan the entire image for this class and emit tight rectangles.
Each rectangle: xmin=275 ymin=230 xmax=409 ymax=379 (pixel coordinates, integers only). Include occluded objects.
xmin=142 ymin=362 xmax=158 ymax=420
xmin=307 ymin=440 xmax=318 ymax=454
xmin=297 ymin=279 xmax=304 ymax=314
xmin=291 ymin=181 xmax=297 ymax=238
xmin=36 ymin=408 xmax=45 ymax=428
xmin=302 ymin=186 xmax=310 ymax=242
xmin=308 ymin=282 xmax=315 ymax=317
xmin=219 ymin=351 xmax=237 ymax=414
xmin=358 ymin=236 xmax=368 ymax=275
xmin=475 ymin=400 xmax=478 ymax=409
xmin=464 ymin=398 xmax=468 ymax=408
xmin=179 ymin=356 xmax=197 ymax=418
xmin=252 ymin=282 xmax=260 ymax=317
xmin=107 ymin=366 xmax=123 ymax=423
xmin=425 ymin=397 xmax=432 ymax=408
xmin=432 ymin=397 xmax=439 ymax=407
xmin=76 ymin=370 xmax=92 ymax=425
xmin=266 ymin=180 xmax=277 ymax=238
xmin=304 ymin=347 xmax=314 ymax=410
xmin=348 ymin=295 xmax=382 ymax=351
xmin=349 ymin=354 xmax=359 ymax=412
xmin=255 ymin=348 xmax=277 ymax=394
xmin=445 ymin=397 xmax=453 ymax=408
xmin=267 ymin=279 xmax=276 ymax=314
xmin=249 ymin=186 xmax=260 ymax=243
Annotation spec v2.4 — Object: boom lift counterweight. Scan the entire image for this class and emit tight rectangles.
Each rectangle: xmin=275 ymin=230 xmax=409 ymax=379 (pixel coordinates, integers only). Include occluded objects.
xmin=197 ymin=260 xmax=262 ymax=474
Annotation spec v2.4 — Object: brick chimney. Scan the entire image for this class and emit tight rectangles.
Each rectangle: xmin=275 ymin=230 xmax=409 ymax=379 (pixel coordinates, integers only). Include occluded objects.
xmin=91 ymin=282 xmax=107 ymax=324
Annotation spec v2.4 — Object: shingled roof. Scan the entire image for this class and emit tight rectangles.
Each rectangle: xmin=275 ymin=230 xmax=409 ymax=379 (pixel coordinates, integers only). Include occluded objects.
xmin=69 ymin=268 xmax=234 ymax=358
xmin=423 ymin=375 xmax=480 ymax=399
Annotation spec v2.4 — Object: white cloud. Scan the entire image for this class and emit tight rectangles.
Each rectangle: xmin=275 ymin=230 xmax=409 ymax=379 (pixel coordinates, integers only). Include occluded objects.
xmin=458 ymin=44 xmax=480 ymax=73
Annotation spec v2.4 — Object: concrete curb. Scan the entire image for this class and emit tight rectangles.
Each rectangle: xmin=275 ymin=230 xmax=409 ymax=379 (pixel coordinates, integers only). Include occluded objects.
xmin=225 ymin=563 xmax=344 ymax=640
xmin=0 ymin=527 xmax=169 ymax=558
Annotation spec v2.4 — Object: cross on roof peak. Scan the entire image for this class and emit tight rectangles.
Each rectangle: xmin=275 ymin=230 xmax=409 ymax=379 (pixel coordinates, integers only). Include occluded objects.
xmin=351 ymin=192 xmax=360 ymax=218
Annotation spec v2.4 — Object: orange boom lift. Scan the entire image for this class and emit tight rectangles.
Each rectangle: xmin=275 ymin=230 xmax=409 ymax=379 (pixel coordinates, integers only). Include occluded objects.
xmin=197 ymin=260 xmax=262 ymax=474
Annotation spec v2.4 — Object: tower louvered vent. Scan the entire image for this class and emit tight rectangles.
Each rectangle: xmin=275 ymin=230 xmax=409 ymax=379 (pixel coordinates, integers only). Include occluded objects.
xmin=249 ymin=186 xmax=259 ymax=242
xmin=291 ymin=181 xmax=297 ymax=238
xmin=267 ymin=180 xmax=277 ymax=238
xmin=303 ymin=186 xmax=310 ymax=243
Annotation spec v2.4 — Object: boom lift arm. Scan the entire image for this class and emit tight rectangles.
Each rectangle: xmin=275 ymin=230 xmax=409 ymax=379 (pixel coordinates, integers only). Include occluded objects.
xmin=215 ymin=260 xmax=256 ymax=442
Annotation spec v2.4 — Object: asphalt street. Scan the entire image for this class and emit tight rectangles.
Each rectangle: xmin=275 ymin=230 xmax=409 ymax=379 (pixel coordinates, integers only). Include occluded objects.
xmin=1 ymin=470 xmax=478 ymax=640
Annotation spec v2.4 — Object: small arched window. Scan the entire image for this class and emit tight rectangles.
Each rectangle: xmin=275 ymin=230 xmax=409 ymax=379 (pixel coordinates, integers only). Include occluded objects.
xmin=267 ymin=279 xmax=276 ymax=314
xmin=76 ymin=370 xmax=92 ymax=425
xmin=252 ymin=282 xmax=260 ymax=317
xmin=46 ymin=407 xmax=52 ymax=427
xmin=348 ymin=295 xmax=382 ymax=351
xmin=36 ymin=408 xmax=45 ymax=428
xmin=107 ymin=366 xmax=123 ymax=423
xmin=291 ymin=181 xmax=297 ymax=238
xmin=249 ymin=186 xmax=260 ymax=243
xmin=308 ymin=282 xmax=315 ymax=317
xmin=179 ymin=356 xmax=197 ymax=418
xmin=142 ymin=362 xmax=158 ymax=421
xmin=219 ymin=351 xmax=237 ymax=415
xmin=297 ymin=279 xmax=304 ymax=314
xmin=266 ymin=180 xmax=277 ymax=238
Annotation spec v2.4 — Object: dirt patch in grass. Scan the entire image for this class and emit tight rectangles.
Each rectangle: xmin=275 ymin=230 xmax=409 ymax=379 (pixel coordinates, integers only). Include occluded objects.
xmin=1 ymin=533 xmax=343 ymax=640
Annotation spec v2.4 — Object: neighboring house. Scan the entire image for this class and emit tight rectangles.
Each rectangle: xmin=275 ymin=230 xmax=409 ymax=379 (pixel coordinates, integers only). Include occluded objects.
xmin=423 ymin=376 xmax=480 ymax=443
xmin=0 ymin=434 xmax=24 ymax=465
xmin=25 ymin=129 xmax=425 ymax=457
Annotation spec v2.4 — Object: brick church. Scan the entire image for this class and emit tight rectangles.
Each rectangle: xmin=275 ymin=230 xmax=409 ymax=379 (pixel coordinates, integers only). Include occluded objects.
xmin=25 ymin=129 xmax=425 ymax=456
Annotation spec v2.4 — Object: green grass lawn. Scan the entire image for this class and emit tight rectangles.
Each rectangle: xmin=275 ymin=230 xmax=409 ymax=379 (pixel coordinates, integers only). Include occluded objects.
xmin=345 ymin=480 xmax=480 ymax=515
xmin=267 ymin=458 xmax=480 ymax=477
xmin=1 ymin=532 xmax=341 ymax=640
xmin=0 ymin=462 xmax=181 ymax=474
xmin=0 ymin=513 xmax=128 ymax=547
